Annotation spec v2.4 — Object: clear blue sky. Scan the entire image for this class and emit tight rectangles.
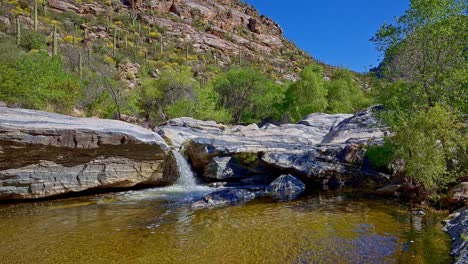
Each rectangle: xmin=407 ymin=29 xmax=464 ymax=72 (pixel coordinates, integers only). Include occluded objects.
xmin=246 ymin=0 xmax=409 ymax=72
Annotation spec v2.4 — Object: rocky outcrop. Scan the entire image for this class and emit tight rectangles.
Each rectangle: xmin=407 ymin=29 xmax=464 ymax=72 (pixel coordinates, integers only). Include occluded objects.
xmin=265 ymin=174 xmax=305 ymax=200
xmin=157 ymin=106 xmax=390 ymax=189
xmin=0 ymin=107 xmax=174 ymax=200
xmin=447 ymin=183 xmax=468 ymax=205
xmin=444 ymin=208 xmax=468 ymax=264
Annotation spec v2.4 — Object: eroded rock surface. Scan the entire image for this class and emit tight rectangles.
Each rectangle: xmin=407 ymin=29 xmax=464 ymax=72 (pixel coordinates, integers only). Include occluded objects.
xmin=0 ymin=107 xmax=174 ymax=200
xmin=444 ymin=208 xmax=468 ymax=264
xmin=157 ymin=106 xmax=390 ymax=188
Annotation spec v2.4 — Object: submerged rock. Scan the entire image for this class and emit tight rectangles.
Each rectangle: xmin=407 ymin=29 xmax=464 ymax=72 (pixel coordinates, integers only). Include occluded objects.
xmin=192 ymin=189 xmax=257 ymax=209
xmin=444 ymin=208 xmax=468 ymax=264
xmin=266 ymin=174 xmax=305 ymax=200
xmin=0 ymin=107 xmax=174 ymax=200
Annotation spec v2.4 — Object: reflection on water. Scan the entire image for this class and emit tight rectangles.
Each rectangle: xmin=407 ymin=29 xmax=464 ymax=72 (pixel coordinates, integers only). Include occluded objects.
xmin=0 ymin=188 xmax=451 ymax=264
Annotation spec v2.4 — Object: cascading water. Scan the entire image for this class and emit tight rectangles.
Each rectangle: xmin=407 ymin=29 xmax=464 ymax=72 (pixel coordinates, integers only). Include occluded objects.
xmin=114 ymin=150 xmax=212 ymax=203
xmin=172 ymin=150 xmax=198 ymax=188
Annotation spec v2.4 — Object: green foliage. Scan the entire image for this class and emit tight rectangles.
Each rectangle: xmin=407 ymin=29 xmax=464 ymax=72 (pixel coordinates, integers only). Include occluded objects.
xmin=365 ymin=141 xmax=395 ymax=171
xmin=139 ymin=66 xmax=197 ymax=121
xmin=326 ymin=69 xmax=371 ymax=113
xmin=20 ymin=30 xmax=46 ymax=51
xmin=371 ymin=0 xmax=467 ymax=193
xmin=214 ymin=67 xmax=283 ymax=123
xmin=284 ymin=65 xmax=328 ymax=122
xmin=0 ymin=51 xmax=82 ymax=113
xmin=391 ymin=104 xmax=465 ymax=191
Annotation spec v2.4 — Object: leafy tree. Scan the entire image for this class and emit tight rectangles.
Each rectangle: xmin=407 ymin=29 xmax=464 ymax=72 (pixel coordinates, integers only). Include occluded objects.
xmin=390 ymin=104 xmax=465 ymax=191
xmin=371 ymin=0 xmax=467 ymax=112
xmin=326 ymin=69 xmax=370 ymax=113
xmin=214 ymin=67 xmax=282 ymax=123
xmin=139 ymin=66 xmax=196 ymax=122
xmin=284 ymin=65 xmax=328 ymax=122
xmin=0 ymin=51 xmax=82 ymax=113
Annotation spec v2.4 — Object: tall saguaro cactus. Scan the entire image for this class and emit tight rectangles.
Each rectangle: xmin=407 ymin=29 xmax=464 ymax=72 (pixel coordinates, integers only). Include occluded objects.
xmin=79 ymin=52 xmax=83 ymax=80
xmin=33 ymin=0 xmax=38 ymax=31
xmin=43 ymin=0 xmax=48 ymax=16
xmin=113 ymin=29 xmax=118 ymax=57
xmin=53 ymin=22 xmax=58 ymax=55
xmin=16 ymin=17 xmax=21 ymax=46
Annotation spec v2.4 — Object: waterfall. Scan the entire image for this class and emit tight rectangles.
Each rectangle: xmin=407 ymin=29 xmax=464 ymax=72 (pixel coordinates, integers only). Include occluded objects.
xmin=172 ymin=150 xmax=198 ymax=188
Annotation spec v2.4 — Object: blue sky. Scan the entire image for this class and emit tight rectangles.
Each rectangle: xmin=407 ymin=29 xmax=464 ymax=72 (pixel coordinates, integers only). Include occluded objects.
xmin=246 ymin=1 xmax=409 ymax=72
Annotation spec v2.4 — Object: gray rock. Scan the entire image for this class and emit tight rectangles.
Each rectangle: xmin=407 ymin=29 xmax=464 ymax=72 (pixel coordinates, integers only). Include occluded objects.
xmin=322 ymin=105 xmax=391 ymax=144
xmin=266 ymin=174 xmax=306 ymax=200
xmin=158 ymin=106 xmax=390 ymax=187
xmin=191 ymin=189 xmax=256 ymax=209
xmin=444 ymin=208 xmax=468 ymax=264
xmin=446 ymin=182 xmax=468 ymax=205
xmin=204 ymin=156 xmax=250 ymax=180
xmin=0 ymin=108 xmax=173 ymax=200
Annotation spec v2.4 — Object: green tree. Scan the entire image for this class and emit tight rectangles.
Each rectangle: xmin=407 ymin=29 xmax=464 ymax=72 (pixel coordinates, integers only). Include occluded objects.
xmin=391 ymin=104 xmax=465 ymax=191
xmin=139 ymin=66 xmax=196 ymax=122
xmin=0 ymin=51 xmax=82 ymax=113
xmin=326 ymin=69 xmax=370 ymax=113
xmin=284 ymin=65 xmax=328 ymax=122
xmin=371 ymin=0 xmax=467 ymax=112
xmin=214 ymin=67 xmax=282 ymax=123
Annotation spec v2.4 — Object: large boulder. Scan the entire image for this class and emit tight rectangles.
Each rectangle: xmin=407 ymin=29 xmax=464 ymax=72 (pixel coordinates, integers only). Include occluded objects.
xmin=266 ymin=174 xmax=306 ymax=200
xmin=0 ymin=107 xmax=174 ymax=200
xmin=444 ymin=208 xmax=468 ymax=264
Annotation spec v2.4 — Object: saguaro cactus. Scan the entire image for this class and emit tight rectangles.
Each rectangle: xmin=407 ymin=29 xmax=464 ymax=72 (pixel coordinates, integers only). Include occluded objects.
xmin=73 ymin=25 xmax=77 ymax=46
xmin=33 ymin=0 xmax=38 ymax=31
xmin=53 ymin=23 xmax=58 ymax=55
xmin=43 ymin=0 xmax=48 ymax=16
xmin=79 ymin=52 xmax=83 ymax=80
xmin=123 ymin=31 xmax=128 ymax=49
xmin=113 ymin=29 xmax=118 ymax=57
xmin=16 ymin=17 xmax=21 ymax=46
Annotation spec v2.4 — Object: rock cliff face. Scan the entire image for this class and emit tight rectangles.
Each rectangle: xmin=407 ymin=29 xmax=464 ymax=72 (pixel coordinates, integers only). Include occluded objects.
xmin=0 ymin=107 xmax=175 ymax=200
xmin=0 ymin=0 xmax=316 ymax=80
xmin=158 ymin=106 xmax=391 ymax=188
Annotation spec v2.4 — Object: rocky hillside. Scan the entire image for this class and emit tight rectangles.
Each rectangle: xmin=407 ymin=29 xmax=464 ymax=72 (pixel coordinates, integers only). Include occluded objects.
xmin=0 ymin=0 xmax=325 ymax=81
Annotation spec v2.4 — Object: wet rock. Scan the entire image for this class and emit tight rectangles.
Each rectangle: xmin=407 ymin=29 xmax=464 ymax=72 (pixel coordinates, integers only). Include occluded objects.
xmin=266 ymin=174 xmax=305 ymax=200
xmin=158 ymin=106 xmax=390 ymax=189
xmin=0 ymin=107 xmax=173 ymax=200
xmin=204 ymin=156 xmax=250 ymax=180
xmin=444 ymin=208 xmax=468 ymax=264
xmin=446 ymin=182 xmax=468 ymax=205
xmin=376 ymin=184 xmax=402 ymax=196
xmin=192 ymin=189 xmax=256 ymax=209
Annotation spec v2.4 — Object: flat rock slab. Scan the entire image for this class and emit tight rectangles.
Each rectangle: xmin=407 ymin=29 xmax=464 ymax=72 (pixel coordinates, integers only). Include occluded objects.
xmin=0 ymin=107 xmax=174 ymax=200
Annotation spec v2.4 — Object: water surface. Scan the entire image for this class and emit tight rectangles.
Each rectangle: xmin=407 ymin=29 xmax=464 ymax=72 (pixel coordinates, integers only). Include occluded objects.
xmin=0 ymin=188 xmax=451 ymax=264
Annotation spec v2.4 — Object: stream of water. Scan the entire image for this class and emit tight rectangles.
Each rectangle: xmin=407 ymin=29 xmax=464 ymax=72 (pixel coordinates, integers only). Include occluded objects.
xmin=0 ymin=152 xmax=453 ymax=263
xmin=0 ymin=188 xmax=451 ymax=264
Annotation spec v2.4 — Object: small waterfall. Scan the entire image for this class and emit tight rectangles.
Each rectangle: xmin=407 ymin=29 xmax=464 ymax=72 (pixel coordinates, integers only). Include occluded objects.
xmin=172 ymin=150 xmax=198 ymax=188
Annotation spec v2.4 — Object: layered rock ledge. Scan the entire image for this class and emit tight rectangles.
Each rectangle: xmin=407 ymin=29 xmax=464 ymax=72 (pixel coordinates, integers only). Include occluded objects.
xmin=0 ymin=107 xmax=175 ymax=200
xmin=158 ymin=105 xmax=391 ymax=188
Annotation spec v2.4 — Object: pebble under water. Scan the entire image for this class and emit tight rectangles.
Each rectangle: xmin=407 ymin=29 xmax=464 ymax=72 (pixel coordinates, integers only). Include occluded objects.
xmin=0 ymin=188 xmax=452 ymax=264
